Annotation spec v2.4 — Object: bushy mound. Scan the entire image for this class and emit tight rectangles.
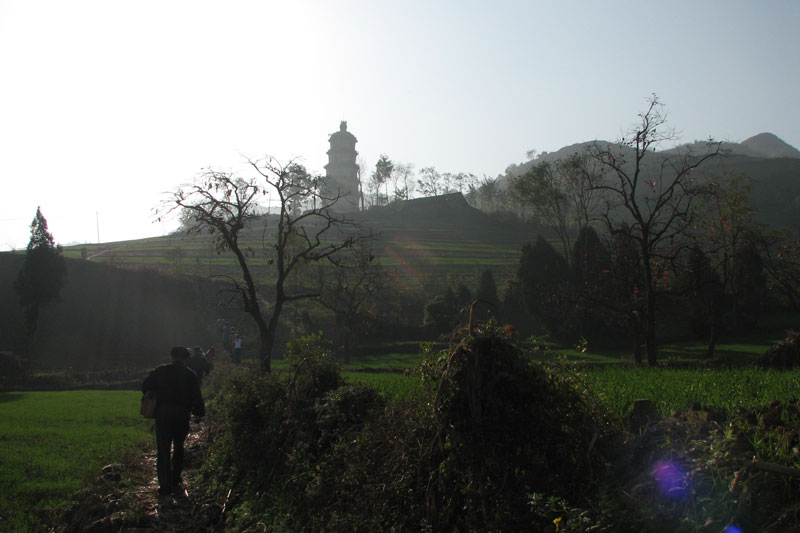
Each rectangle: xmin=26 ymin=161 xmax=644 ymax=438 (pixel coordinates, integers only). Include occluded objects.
xmin=198 ymin=332 xmax=619 ymax=531
xmin=408 ymin=334 xmax=618 ymax=530
xmin=758 ymin=330 xmax=800 ymax=368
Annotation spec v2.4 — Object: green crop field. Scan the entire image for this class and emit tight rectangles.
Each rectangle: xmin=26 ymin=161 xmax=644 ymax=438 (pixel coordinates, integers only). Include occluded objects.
xmin=342 ymin=359 xmax=800 ymax=427
xmin=0 ymin=391 xmax=152 ymax=532
xmin=577 ymin=366 xmax=800 ymax=419
xmin=344 ymin=371 xmax=425 ymax=403
xmin=335 ymin=334 xmax=796 ymax=419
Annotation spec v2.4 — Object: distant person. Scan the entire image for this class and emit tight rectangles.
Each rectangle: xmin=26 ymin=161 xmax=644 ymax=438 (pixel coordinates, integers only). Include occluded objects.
xmin=222 ymin=322 xmax=232 ymax=355
xmin=142 ymin=346 xmax=205 ymax=498
xmin=205 ymin=345 xmax=216 ymax=364
xmin=186 ymin=345 xmax=212 ymax=384
xmin=233 ymin=334 xmax=243 ymax=364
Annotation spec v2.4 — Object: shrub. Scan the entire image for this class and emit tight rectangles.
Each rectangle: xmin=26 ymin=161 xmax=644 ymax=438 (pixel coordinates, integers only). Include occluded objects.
xmin=415 ymin=335 xmax=617 ymax=530
xmin=199 ymin=330 xmax=620 ymax=531
xmin=758 ymin=330 xmax=800 ymax=368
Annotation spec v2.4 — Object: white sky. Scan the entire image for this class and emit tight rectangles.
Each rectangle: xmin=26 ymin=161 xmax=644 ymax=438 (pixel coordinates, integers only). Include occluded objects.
xmin=1 ymin=0 xmax=798 ymax=250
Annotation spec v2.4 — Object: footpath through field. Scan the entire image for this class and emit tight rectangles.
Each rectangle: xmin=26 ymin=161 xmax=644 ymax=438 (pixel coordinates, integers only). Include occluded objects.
xmin=58 ymin=420 xmax=221 ymax=532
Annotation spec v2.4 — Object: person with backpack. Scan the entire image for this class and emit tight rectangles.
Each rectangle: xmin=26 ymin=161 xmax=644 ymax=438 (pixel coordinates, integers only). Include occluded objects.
xmin=142 ymin=346 xmax=205 ymax=498
xmin=186 ymin=345 xmax=212 ymax=384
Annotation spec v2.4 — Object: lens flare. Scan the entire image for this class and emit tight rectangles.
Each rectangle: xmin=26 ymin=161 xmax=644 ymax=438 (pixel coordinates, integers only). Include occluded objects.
xmin=652 ymin=460 xmax=689 ymax=500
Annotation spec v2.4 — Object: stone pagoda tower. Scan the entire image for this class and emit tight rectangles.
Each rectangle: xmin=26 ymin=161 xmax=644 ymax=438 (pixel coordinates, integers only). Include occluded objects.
xmin=324 ymin=121 xmax=360 ymax=213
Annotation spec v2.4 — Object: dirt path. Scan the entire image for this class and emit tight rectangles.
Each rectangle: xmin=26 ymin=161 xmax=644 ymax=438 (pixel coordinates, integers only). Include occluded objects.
xmin=57 ymin=421 xmax=222 ymax=532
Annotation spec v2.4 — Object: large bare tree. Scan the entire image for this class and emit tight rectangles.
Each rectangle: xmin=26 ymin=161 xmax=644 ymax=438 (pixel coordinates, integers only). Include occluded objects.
xmin=160 ymin=157 xmax=370 ymax=372
xmin=587 ymin=95 xmax=721 ymax=365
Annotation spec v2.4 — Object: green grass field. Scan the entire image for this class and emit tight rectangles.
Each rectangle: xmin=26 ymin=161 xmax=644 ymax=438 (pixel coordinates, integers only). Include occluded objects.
xmin=337 ymin=335 xmax=797 ymax=419
xmin=340 ymin=353 xmax=800 ymax=417
xmin=0 ymin=391 xmax=152 ymax=532
xmin=575 ymin=366 xmax=800 ymax=419
xmin=344 ymin=371 xmax=424 ymax=402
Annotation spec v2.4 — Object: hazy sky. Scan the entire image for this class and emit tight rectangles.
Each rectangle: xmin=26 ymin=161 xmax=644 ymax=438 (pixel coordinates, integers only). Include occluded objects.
xmin=1 ymin=0 xmax=798 ymax=250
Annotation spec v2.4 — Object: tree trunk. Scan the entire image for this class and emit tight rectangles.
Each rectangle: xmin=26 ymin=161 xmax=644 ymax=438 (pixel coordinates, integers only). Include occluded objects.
xmin=259 ymin=331 xmax=273 ymax=373
xmin=260 ymin=295 xmax=284 ymax=373
xmin=630 ymin=314 xmax=643 ymax=365
xmin=641 ymin=248 xmax=658 ymax=366
xmin=706 ymin=325 xmax=720 ymax=359
xmin=645 ymin=297 xmax=657 ymax=366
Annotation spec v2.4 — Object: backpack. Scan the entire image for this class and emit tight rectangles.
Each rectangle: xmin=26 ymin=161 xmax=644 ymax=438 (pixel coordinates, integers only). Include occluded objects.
xmin=140 ymin=390 xmax=157 ymax=418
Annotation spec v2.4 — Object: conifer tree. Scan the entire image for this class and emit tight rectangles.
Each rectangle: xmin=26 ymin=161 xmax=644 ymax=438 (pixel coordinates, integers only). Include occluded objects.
xmin=14 ymin=207 xmax=67 ymax=335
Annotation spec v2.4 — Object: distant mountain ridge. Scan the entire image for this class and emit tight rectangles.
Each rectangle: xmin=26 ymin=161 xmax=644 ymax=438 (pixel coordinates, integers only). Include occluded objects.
xmin=739 ymin=133 xmax=800 ymax=159
xmin=669 ymin=133 xmax=800 ymax=160
xmin=499 ymin=132 xmax=800 ymax=233
xmin=504 ymin=132 xmax=800 ymax=178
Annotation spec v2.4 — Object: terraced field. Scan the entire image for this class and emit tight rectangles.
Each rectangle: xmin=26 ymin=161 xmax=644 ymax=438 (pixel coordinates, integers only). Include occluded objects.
xmin=61 ymin=194 xmax=541 ymax=293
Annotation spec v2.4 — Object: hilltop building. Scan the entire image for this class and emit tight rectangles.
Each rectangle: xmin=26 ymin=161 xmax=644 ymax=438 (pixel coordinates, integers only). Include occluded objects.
xmin=323 ymin=121 xmax=361 ymax=213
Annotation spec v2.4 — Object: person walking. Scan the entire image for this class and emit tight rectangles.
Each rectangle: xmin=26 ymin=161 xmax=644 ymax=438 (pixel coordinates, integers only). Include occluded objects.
xmin=222 ymin=322 xmax=232 ymax=356
xmin=187 ymin=345 xmax=212 ymax=384
xmin=142 ymin=346 xmax=205 ymax=498
xmin=232 ymin=333 xmax=243 ymax=364
xmin=205 ymin=345 xmax=217 ymax=364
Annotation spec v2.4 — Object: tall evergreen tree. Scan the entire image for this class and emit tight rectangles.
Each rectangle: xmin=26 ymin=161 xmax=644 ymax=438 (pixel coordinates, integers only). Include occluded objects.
xmin=571 ymin=226 xmax=607 ymax=289
xmin=731 ymin=242 xmax=767 ymax=329
xmin=570 ymin=226 xmax=612 ymax=340
xmin=475 ymin=269 xmax=498 ymax=305
xmin=517 ymin=237 xmax=572 ymax=338
xmin=454 ymin=282 xmax=472 ymax=310
xmin=682 ymin=246 xmax=724 ymax=355
xmin=474 ymin=269 xmax=498 ymax=322
xmin=14 ymin=207 xmax=67 ymax=335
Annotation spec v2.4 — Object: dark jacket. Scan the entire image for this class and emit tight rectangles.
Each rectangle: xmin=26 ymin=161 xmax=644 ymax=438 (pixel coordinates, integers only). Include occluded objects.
xmin=186 ymin=355 xmax=212 ymax=380
xmin=142 ymin=362 xmax=205 ymax=417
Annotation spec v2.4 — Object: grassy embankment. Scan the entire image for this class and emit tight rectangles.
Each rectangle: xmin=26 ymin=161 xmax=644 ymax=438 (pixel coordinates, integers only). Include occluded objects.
xmin=0 ymin=390 xmax=151 ymax=532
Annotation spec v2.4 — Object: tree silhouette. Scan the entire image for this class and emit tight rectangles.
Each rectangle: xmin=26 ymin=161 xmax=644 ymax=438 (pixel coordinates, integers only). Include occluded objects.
xmin=371 ymin=154 xmax=393 ymax=206
xmin=161 ymin=157 xmax=371 ymax=372
xmin=14 ymin=207 xmax=67 ymax=337
xmin=587 ymin=95 xmax=721 ymax=365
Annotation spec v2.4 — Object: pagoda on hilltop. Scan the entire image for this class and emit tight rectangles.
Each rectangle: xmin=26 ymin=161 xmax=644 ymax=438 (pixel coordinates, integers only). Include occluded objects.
xmin=323 ymin=121 xmax=360 ymax=213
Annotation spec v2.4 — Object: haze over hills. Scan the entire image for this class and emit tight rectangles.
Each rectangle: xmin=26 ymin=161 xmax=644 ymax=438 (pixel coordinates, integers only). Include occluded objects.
xmin=669 ymin=132 xmax=800 ymax=159
xmin=502 ymin=132 xmax=800 ymax=179
xmin=499 ymin=132 xmax=800 ymax=233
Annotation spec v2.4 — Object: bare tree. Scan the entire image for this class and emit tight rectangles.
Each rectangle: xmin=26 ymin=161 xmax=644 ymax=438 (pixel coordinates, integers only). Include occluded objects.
xmin=416 ymin=166 xmax=441 ymax=197
xmin=683 ymin=174 xmax=769 ymax=357
xmin=759 ymin=233 xmax=800 ymax=312
xmin=512 ymin=154 xmax=602 ymax=261
xmin=587 ymin=95 xmax=722 ymax=365
xmin=160 ymin=157 xmax=371 ymax=372
xmin=356 ymin=155 xmax=369 ymax=210
xmin=391 ymin=162 xmax=415 ymax=202
xmin=317 ymin=240 xmax=384 ymax=362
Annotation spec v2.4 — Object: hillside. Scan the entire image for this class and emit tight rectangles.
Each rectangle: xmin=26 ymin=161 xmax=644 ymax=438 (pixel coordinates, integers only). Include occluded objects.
xmin=500 ymin=133 xmax=800 ymax=232
xmin=0 ymin=254 xmax=249 ymax=372
xmin=352 ymin=193 xmax=533 ymax=290
xmin=0 ymin=194 xmax=540 ymax=370
xmin=52 ymin=193 xmax=538 ymax=295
